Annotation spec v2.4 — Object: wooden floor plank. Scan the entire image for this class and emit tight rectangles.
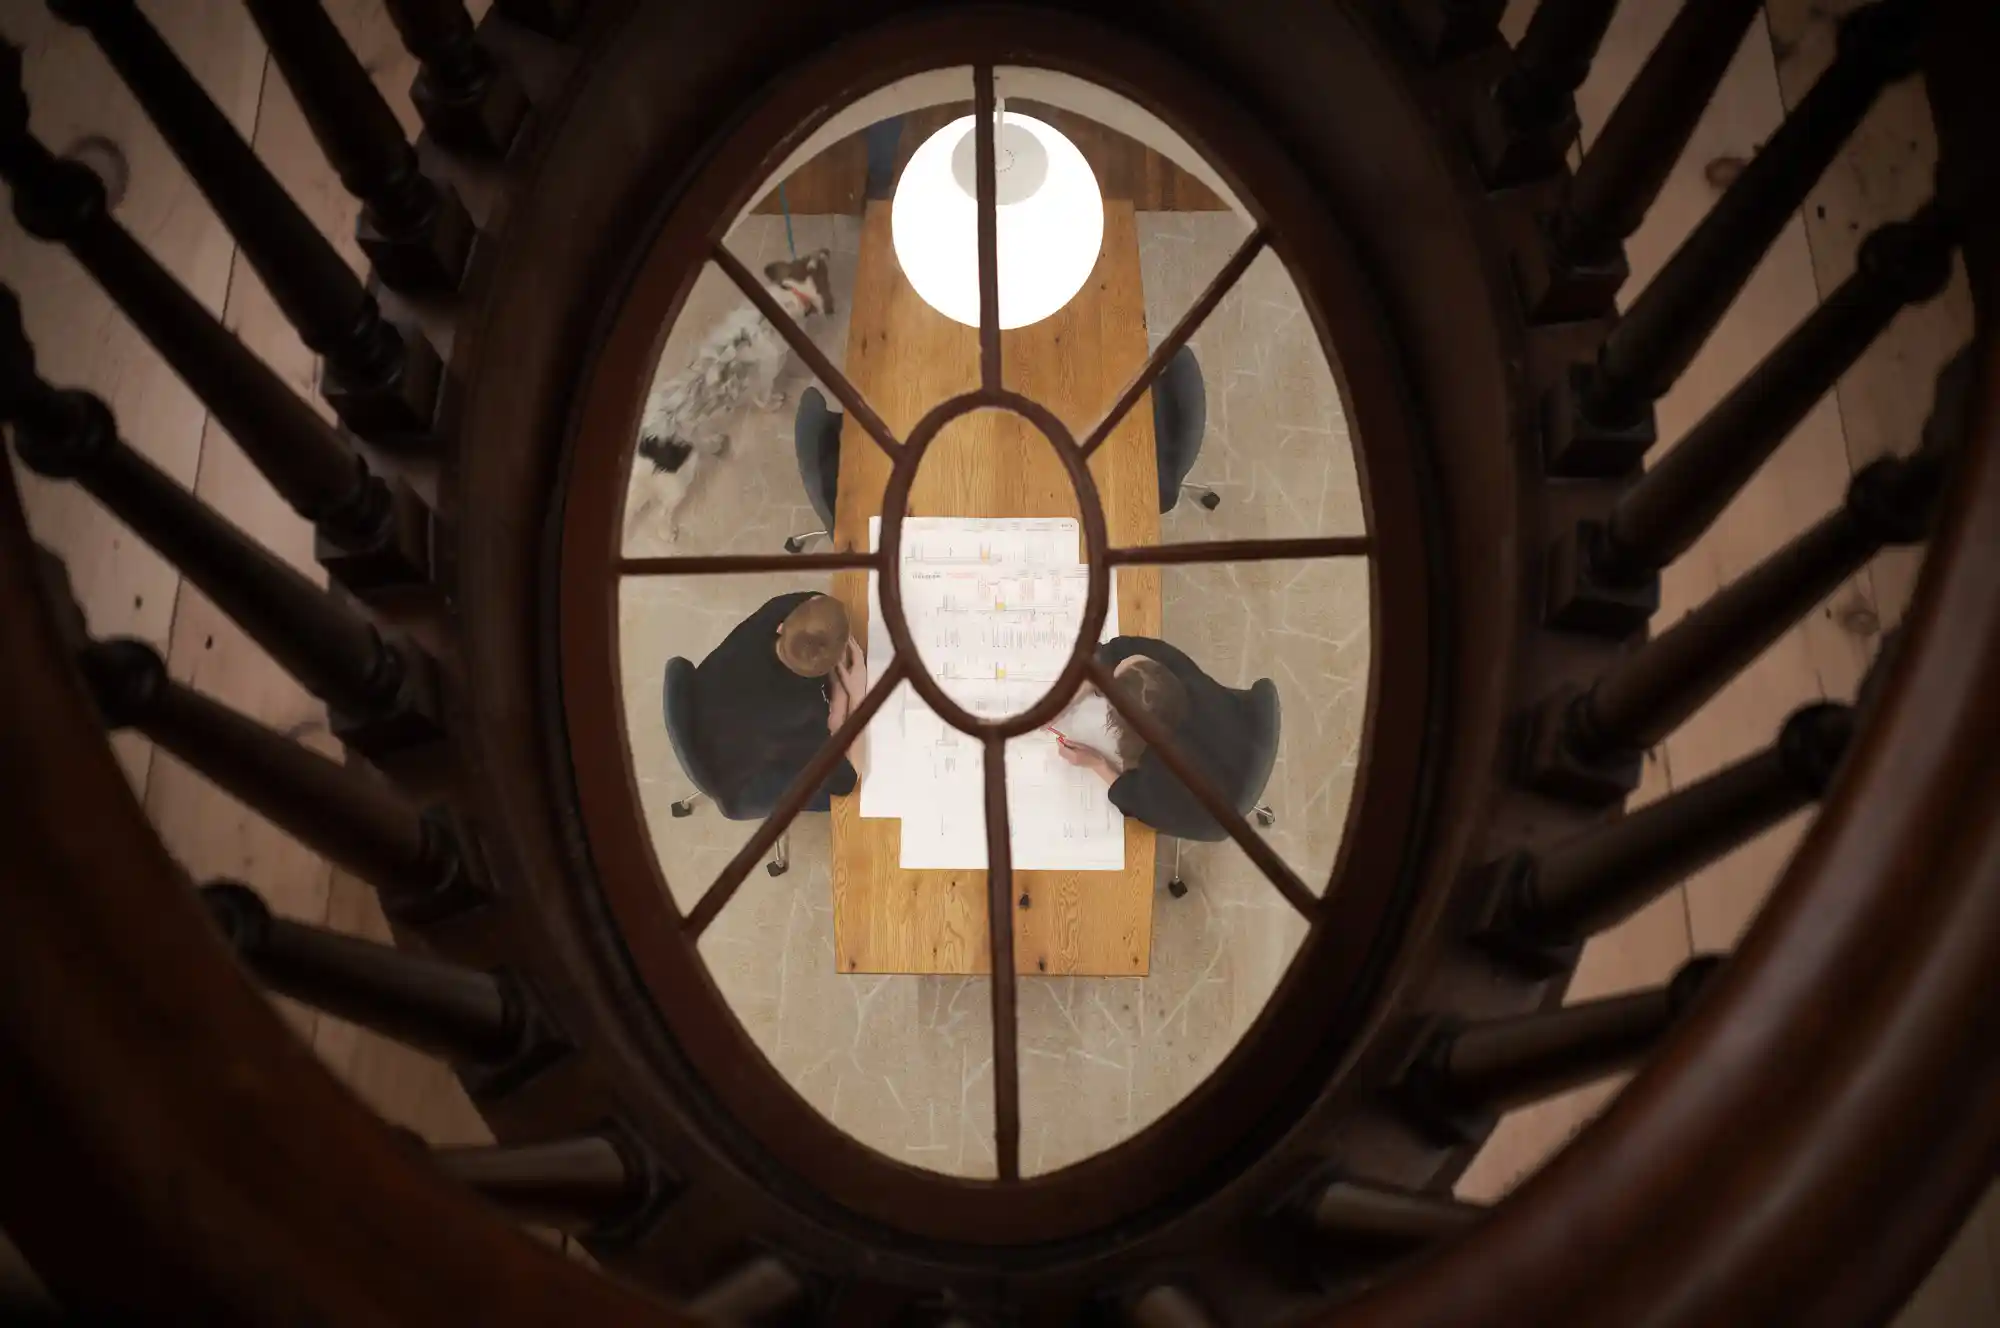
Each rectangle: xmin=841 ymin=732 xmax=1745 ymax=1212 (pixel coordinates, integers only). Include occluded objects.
xmin=0 ymin=0 xmax=265 ymax=790
xmin=1466 ymin=16 xmax=1992 ymax=1318
xmin=311 ymin=871 xmax=493 ymax=1144
xmin=1462 ymin=0 xmax=1869 ymax=1195
xmin=141 ymin=40 xmax=341 ymax=1021
xmin=239 ymin=4 xmax=484 ymax=1138
xmin=125 ymin=1 xmax=450 ymax=1101
xmin=1763 ymin=0 xmax=1976 ymax=627
xmin=1583 ymin=5 xmax=1874 ymax=955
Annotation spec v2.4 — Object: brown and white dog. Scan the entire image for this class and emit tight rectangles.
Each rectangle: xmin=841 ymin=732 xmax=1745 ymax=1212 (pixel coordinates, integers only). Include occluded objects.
xmin=626 ymin=248 xmax=835 ymax=543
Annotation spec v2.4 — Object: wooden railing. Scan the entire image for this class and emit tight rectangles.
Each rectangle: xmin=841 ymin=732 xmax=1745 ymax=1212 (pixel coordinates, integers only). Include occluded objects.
xmin=0 ymin=0 xmax=1993 ymax=1321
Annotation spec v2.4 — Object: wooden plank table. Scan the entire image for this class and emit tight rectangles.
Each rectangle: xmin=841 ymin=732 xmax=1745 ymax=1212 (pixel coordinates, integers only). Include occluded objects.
xmin=829 ymin=199 xmax=1161 ymax=976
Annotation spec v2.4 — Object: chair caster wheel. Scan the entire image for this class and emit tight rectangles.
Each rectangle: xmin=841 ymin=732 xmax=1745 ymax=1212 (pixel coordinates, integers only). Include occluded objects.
xmin=1198 ymin=492 xmax=1221 ymax=510
xmin=783 ymin=537 xmax=805 ymax=553
xmin=670 ymin=801 xmax=695 ymax=818
xmin=1167 ymin=878 xmax=1188 ymax=898
xmin=766 ymin=861 xmax=787 ymax=877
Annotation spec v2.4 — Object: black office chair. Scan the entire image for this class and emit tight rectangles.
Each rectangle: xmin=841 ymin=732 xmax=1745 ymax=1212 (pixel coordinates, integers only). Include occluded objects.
xmin=1153 ymin=343 xmax=1221 ymax=514
xmin=663 ymin=655 xmax=839 ymax=876
xmin=1163 ymin=677 xmax=1281 ymax=898
xmin=784 ymin=386 xmax=842 ymax=553
xmin=864 ymin=116 xmax=904 ymax=199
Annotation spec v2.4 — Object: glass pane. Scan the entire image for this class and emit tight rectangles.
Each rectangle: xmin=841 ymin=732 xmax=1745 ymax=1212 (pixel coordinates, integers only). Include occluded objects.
xmin=989 ymin=66 xmax=1258 ymax=442
xmin=619 ymin=569 xmax=849 ymax=917
xmin=621 ymin=259 xmax=864 ymax=559
xmin=1016 ymin=555 xmax=1368 ymax=1175
xmin=615 ymin=66 xmax=1381 ymax=1185
xmin=1151 ymin=248 xmax=1365 ymax=545
xmin=718 ymin=68 xmax=980 ymax=442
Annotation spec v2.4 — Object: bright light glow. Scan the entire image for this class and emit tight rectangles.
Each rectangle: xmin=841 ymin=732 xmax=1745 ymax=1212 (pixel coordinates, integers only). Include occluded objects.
xmin=891 ymin=114 xmax=1104 ymax=330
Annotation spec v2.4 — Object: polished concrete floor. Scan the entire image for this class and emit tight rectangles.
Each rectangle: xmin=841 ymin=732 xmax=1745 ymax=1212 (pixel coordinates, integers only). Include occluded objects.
xmin=620 ymin=213 xmax=1368 ymax=1176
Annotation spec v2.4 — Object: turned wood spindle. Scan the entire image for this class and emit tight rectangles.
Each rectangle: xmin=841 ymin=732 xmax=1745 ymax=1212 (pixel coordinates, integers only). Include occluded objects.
xmin=0 ymin=326 xmax=439 ymax=755
xmin=1546 ymin=210 xmax=1954 ymax=632
xmin=201 ymin=882 xmax=533 ymax=1066
xmin=243 ymin=0 xmax=476 ymax=294
xmin=1489 ymin=703 xmax=1852 ymax=962
xmin=383 ymin=0 xmax=530 ymax=157
xmin=1398 ymin=957 xmax=1722 ymax=1141
xmin=77 ymin=640 xmax=477 ymax=918
xmin=8 ymin=393 xmax=399 ymax=714
xmin=1473 ymin=0 xmax=1623 ymax=186
xmin=1618 ymin=213 xmax=1949 ymax=573
xmin=48 ymin=0 xmax=441 ymax=447
xmin=434 ymin=1134 xmax=653 ymax=1231
xmin=1305 ymin=1177 xmax=1484 ymax=1248
xmin=0 ymin=91 xmax=431 ymax=596
xmin=1520 ymin=0 xmax=1764 ymax=322
xmin=1581 ymin=0 xmax=1925 ymax=425
xmin=1585 ymin=459 xmax=1935 ymax=756
xmin=1557 ymin=0 xmax=1764 ymax=257
xmin=1525 ymin=451 xmax=1939 ymax=803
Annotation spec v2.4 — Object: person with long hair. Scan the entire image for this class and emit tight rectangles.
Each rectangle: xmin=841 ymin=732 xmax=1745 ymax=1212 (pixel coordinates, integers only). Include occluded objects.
xmin=1054 ymin=636 xmax=1258 ymax=837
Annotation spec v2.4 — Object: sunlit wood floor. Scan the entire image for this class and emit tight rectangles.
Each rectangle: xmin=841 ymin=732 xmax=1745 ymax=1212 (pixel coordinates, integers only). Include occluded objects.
xmin=0 ymin=0 xmax=1991 ymax=1316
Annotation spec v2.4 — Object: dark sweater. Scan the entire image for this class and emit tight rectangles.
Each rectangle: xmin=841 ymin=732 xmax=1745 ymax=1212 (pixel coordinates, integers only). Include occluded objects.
xmin=1097 ymin=636 xmax=1259 ymax=840
xmin=692 ymin=592 xmax=857 ymax=814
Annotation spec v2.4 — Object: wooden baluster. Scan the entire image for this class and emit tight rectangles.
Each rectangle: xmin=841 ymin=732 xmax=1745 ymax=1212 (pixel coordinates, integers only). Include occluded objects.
xmin=0 ymin=99 xmax=431 ymax=597
xmin=1480 ymin=703 xmax=1851 ymax=969
xmin=1303 ymin=1177 xmax=1484 ymax=1248
xmin=243 ymin=0 xmax=476 ymax=294
xmin=1522 ymin=451 xmax=1940 ymax=804
xmin=383 ymin=0 xmax=530 ymax=157
xmin=1 ymin=334 xmax=441 ymax=756
xmin=1547 ymin=209 xmax=1955 ymax=634
xmin=1129 ymin=1286 xmax=1220 ymax=1328
xmin=492 ymin=0 xmax=584 ymax=40
xmin=77 ymin=639 xmax=479 ymax=915
xmin=200 ymin=882 xmax=565 ymax=1095
xmin=1394 ymin=957 xmax=1723 ymax=1144
xmin=1469 ymin=0 xmax=1624 ymax=187
xmin=1544 ymin=0 xmax=1927 ymax=475
xmin=434 ymin=1132 xmax=667 ymax=1233
xmin=1516 ymin=0 xmax=1765 ymax=323
xmin=47 ymin=0 xmax=442 ymax=448
xmin=687 ymin=1257 xmax=804 ymax=1324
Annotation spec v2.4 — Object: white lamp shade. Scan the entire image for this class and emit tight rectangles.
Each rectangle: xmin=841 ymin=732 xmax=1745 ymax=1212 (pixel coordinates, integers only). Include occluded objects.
xmin=891 ymin=114 xmax=1105 ymax=330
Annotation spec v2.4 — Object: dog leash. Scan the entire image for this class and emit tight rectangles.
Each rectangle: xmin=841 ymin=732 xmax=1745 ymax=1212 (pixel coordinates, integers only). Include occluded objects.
xmin=778 ymin=180 xmax=797 ymax=259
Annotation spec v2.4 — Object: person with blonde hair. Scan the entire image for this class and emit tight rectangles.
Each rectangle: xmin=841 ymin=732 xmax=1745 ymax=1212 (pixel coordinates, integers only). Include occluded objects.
xmin=689 ymin=591 xmax=865 ymax=810
xmin=1056 ymin=636 xmax=1258 ymax=838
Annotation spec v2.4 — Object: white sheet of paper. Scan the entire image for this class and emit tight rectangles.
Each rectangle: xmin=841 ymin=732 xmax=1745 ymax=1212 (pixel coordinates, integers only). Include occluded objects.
xmin=897 ymin=734 xmax=1126 ymax=871
xmin=852 ymin=517 xmax=1128 ymax=870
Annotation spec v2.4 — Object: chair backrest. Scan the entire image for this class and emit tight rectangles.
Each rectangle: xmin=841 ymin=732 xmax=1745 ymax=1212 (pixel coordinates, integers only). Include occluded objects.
xmin=663 ymin=652 xmax=843 ymax=821
xmin=1144 ymin=676 xmax=1281 ymax=842
xmin=793 ymin=387 xmax=840 ymax=528
xmin=662 ymin=656 xmax=725 ymax=801
xmin=1151 ymin=344 xmax=1208 ymax=510
xmin=1237 ymin=678 xmax=1282 ymax=812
